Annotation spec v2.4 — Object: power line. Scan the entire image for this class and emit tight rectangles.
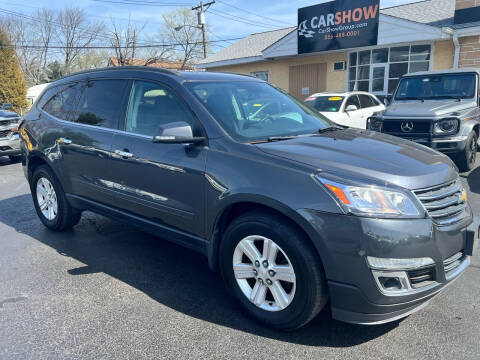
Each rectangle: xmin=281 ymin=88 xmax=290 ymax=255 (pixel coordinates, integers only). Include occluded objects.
xmin=215 ymin=0 xmax=295 ymax=27
xmin=3 ymin=37 xmax=244 ymax=49
xmin=208 ymin=9 xmax=279 ymax=30
xmin=91 ymin=0 xmax=195 ymax=7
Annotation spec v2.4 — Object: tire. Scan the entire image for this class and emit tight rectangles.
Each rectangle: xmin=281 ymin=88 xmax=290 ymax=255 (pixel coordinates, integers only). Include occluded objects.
xmin=9 ymin=155 xmax=22 ymax=162
xmin=31 ymin=165 xmax=82 ymax=231
xmin=455 ymin=132 xmax=477 ymax=172
xmin=219 ymin=210 xmax=328 ymax=330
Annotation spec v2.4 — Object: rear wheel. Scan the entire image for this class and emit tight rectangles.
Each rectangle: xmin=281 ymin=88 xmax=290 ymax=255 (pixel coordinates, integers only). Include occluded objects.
xmin=31 ymin=165 xmax=82 ymax=231
xmin=455 ymin=132 xmax=477 ymax=172
xmin=9 ymin=155 xmax=22 ymax=162
xmin=219 ymin=210 xmax=328 ymax=330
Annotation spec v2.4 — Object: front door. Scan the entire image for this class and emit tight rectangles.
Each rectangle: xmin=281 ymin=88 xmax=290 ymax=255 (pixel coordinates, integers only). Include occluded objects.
xmin=369 ymin=64 xmax=388 ymax=97
xmin=109 ymin=80 xmax=207 ymax=239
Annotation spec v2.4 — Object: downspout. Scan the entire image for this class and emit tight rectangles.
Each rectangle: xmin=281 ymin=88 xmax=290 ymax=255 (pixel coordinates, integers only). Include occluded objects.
xmin=453 ymin=34 xmax=460 ymax=69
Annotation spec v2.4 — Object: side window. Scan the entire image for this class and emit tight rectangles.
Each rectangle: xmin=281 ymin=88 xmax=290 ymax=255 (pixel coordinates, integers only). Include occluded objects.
xmin=345 ymin=95 xmax=360 ymax=110
xmin=74 ymin=80 xmax=129 ymax=129
xmin=42 ymin=83 xmax=82 ymax=121
xmin=371 ymin=96 xmax=381 ymax=106
xmin=125 ymin=80 xmax=196 ymax=137
xmin=358 ymin=94 xmax=376 ymax=108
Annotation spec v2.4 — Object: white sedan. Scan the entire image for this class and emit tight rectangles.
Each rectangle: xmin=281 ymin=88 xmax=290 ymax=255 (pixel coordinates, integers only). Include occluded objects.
xmin=304 ymin=91 xmax=386 ymax=129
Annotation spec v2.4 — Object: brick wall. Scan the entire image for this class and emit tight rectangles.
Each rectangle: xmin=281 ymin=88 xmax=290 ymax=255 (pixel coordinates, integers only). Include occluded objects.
xmin=456 ymin=0 xmax=480 ymax=10
xmin=459 ymin=36 xmax=480 ymax=68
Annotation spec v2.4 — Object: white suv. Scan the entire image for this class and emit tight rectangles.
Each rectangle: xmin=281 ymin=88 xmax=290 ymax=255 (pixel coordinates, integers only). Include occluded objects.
xmin=304 ymin=91 xmax=385 ymax=129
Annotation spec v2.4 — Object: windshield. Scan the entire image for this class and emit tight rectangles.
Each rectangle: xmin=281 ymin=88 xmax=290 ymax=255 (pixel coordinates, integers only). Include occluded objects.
xmin=186 ymin=81 xmax=333 ymax=142
xmin=304 ymin=96 xmax=344 ymax=112
xmin=395 ymin=73 xmax=476 ymax=100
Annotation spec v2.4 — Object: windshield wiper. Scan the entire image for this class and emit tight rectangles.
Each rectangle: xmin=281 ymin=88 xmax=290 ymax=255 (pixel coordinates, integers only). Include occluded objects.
xmin=316 ymin=126 xmax=344 ymax=134
xmin=266 ymin=135 xmax=300 ymax=142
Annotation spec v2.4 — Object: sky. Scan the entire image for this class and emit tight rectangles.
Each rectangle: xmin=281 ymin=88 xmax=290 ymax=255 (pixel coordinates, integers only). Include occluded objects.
xmin=0 ymin=0 xmax=425 ymax=54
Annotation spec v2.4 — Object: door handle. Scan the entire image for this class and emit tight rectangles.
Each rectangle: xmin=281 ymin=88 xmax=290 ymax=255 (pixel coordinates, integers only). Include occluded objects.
xmin=114 ymin=149 xmax=133 ymax=158
xmin=59 ymin=137 xmax=72 ymax=145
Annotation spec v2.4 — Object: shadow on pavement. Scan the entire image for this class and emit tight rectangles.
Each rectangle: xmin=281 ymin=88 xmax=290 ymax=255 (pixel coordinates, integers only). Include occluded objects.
xmin=465 ymin=165 xmax=480 ymax=194
xmin=0 ymin=193 xmax=399 ymax=347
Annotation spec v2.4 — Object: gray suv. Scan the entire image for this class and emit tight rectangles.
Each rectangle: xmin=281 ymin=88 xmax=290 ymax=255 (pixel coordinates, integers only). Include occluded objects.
xmin=0 ymin=105 xmax=22 ymax=162
xmin=368 ymin=69 xmax=480 ymax=172
xmin=20 ymin=68 xmax=477 ymax=330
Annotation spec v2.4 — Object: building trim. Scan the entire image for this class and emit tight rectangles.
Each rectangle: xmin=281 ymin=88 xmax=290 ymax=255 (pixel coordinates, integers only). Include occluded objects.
xmin=197 ymin=56 xmax=265 ymax=69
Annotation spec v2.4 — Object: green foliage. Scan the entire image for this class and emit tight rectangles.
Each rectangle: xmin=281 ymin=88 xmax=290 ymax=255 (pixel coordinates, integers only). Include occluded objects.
xmin=46 ymin=61 xmax=66 ymax=82
xmin=0 ymin=30 xmax=28 ymax=114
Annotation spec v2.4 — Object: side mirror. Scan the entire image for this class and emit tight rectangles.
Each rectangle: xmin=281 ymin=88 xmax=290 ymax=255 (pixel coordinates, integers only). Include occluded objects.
xmin=345 ymin=104 xmax=358 ymax=112
xmin=153 ymin=121 xmax=205 ymax=144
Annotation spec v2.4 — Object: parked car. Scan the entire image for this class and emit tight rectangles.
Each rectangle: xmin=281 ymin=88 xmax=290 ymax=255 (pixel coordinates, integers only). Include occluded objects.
xmin=304 ymin=91 xmax=385 ymax=129
xmin=20 ymin=68 xmax=477 ymax=330
xmin=367 ymin=69 xmax=480 ymax=172
xmin=0 ymin=104 xmax=22 ymax=162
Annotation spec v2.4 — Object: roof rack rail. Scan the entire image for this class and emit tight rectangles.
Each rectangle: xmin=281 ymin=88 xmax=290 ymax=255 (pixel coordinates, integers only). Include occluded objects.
xmin=57 ymin=66 xmax=180 ymax=81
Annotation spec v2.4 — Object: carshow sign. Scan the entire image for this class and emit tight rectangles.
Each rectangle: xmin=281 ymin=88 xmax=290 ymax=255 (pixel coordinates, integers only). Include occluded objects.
xmin=298 ymin=0 xmax=380 ymax=54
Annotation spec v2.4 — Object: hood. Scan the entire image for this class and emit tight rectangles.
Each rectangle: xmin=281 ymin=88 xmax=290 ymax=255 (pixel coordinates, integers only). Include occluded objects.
xmin=0 ymin=110 xmax=20 ymax=119
xmin=256 ymin=128 xmax=457 ymax=190
xmin=383 ymin=99 xmax=476 ymax=118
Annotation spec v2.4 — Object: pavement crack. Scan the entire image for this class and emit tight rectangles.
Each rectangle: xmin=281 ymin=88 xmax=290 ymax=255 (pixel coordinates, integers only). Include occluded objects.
xmin=0 ymin=296 xmax=28 ymax=309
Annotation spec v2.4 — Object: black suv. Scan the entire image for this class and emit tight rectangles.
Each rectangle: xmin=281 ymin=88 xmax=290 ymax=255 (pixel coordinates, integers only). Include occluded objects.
xmin=20 ymin=67 xmax=477 ymax=330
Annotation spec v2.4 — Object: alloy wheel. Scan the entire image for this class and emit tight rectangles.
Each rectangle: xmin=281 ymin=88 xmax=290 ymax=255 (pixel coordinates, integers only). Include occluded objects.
xmin=36 ymin=177 xmax=58 ymax=221
xmin=232 ymin=235 xmax=296 ymax=312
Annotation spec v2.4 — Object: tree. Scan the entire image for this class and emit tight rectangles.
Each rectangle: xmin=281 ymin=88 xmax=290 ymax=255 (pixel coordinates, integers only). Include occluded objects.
xmin=109 ymin=18 xmax=172 ymax=66
xmin=45 ymin=61 xmax=66 ymax=82
xmin=161 ymin=7 xmax=204 ymax=69
xmin=72 ymin=50 xmax=108 ymax=71
xmin=0 ymin=29 xmax=28 ymax=114
xmin=55 ymin=8 xmax=104 ymax=72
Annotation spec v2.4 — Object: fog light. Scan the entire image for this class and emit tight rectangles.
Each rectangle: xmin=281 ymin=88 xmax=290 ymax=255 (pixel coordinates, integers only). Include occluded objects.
xmin=379 ymin=277 xmax=403 ymax=291
xmin=372 ymin=270 xmax=411 ymax=294
xmin=367 ymin=256 xmax=434 ymax=270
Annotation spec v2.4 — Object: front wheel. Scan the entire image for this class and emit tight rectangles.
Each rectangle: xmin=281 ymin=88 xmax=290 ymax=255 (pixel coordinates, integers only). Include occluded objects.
xmin=9 ymin=155 xmax=22 ymax=162
xmin=455 ymin=132 xmax=477 ymax=172
xmin=219 ymin=211 xmax=328 ymax=330
xmin=31 ymin=165 xmax=82 ymax=231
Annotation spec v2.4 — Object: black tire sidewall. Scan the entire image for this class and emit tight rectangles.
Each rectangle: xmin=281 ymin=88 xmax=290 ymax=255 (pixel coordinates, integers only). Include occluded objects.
xmin=220 ymin=214 xmax=326 ymax=329
xmin=458 ymin=132 xmax=477 ymax=172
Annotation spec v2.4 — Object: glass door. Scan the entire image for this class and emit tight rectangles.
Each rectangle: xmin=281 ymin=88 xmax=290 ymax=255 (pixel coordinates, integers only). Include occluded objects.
xmin=369 ymin=64 xmax=388 ymax=96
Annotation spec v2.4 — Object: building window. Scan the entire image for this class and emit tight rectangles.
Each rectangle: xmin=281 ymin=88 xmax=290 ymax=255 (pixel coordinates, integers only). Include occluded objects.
xmin=348 ymin=44 xmax=432 ymax=94
xmin=251 ymin=71 xmax=269 ymax=82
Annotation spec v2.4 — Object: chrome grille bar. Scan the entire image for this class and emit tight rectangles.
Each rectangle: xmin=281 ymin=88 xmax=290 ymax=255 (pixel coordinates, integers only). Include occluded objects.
xmin=413 ymin=179 xmax=467 ymax=226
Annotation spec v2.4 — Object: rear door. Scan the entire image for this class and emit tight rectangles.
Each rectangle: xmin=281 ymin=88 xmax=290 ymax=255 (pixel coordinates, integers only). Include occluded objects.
xmin=58 ymin=79 xmax=130 ymax=205
xmin=358 ymin=94 xmax=384 ymax=128
xmin=342 ymin=94 xmax=363 ymax=128
xmin=109 ymin=79 xmax=207 ymax=239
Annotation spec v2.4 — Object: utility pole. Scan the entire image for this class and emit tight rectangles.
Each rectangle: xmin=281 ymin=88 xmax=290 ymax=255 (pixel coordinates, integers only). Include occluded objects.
xmin=192 ymin=0 xmax=215 ymax=59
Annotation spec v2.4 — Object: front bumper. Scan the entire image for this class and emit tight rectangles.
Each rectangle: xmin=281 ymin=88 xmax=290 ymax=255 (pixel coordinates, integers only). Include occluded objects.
xmin=298 ymin=208 xmax=475 ymax=325
xmin=0 ymin=132 xmax=21 ymax=156
xmin=383 ymin=133 xmax=468 ymax=154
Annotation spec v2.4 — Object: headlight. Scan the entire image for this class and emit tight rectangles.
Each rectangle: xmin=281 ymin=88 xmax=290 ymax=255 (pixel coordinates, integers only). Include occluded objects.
xmin=367 ymin=117 xmax=382 ymax=131
xmin=317 ymin=177 xmax=422 ymax=217
xmin=433 ymin=118 xmax=459 ymax=135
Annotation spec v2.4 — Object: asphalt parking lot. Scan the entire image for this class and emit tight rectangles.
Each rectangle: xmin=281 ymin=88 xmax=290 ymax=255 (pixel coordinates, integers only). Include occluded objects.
xmin=0 ymin=156 xmax=479 ymax=360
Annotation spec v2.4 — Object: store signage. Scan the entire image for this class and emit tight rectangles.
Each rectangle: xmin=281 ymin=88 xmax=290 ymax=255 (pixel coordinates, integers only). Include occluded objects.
xmin=454 ymin=6 xmax=480 ymax=25
xmin=298 ymin=0 xmax=379 ymax=54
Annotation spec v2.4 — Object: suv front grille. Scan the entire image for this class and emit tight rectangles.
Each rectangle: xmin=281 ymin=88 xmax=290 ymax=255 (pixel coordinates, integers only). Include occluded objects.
xmin=0 ymin=119 xmax=14 ymax=127
xmin=413 ymin=179 xmax=467 ymax=226
xmin=383 ymin=119 xmax=431 ymax=136
xmin=443 ymin=251 xmax=465 ymax=277
xmin=0 ymin=129 xmax=11 ymax=138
